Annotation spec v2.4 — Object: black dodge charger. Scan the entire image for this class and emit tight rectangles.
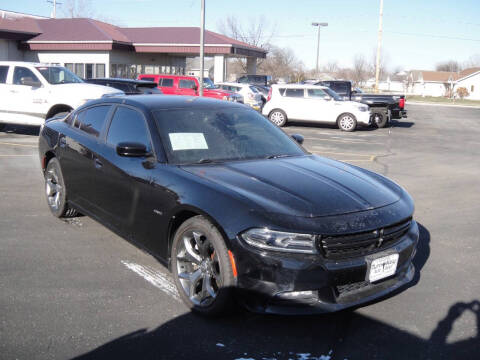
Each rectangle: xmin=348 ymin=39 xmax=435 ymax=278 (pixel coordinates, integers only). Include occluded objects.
xmin=39 ymin=95 xmax=419 ymax=315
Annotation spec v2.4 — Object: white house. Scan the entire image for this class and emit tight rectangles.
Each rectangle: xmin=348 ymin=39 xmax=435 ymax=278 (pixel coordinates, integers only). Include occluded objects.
xmin=454 ymin=67 xmax=480 ymax=100
xmin=406 ymin=70 xmax=456 ymax=97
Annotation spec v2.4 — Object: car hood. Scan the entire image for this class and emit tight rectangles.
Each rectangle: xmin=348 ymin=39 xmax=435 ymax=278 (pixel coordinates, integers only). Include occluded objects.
xmin=181 ymin=155 xmax=403 ymax=217
xmin=50 ymin=83 xmax=123 ymax=98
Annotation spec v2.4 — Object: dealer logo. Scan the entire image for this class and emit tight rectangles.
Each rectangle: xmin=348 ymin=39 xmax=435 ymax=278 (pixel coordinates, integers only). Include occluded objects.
xmin=377 ymin=229 xmax=385 ymax=247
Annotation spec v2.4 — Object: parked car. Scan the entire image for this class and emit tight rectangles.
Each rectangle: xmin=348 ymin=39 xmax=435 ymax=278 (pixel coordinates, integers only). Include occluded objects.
xmin=236 ymin=74 xmax=272 ymax=86
xmin=0 ymin=61 xmax=123 ymax=130
xmin=262 ymin=84 xmax=371 ymax=131
xmin=39 ymin=95 xmax=418 ymax=316
xmin=316 ymin=80 xmax=407 ymax=128
xmin=85 ymin=78 xmax=163 ymax=95
xmin=251 ymin=84 xmax=270 ymax=106
xmin=137 ymin=74 xmax=243 ymax=103
xmin=216 ymin=82 xmax=263 ymax=110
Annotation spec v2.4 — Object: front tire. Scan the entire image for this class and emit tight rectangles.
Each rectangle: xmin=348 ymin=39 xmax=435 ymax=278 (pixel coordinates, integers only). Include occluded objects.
xmin=269 ymin=109 xmax=287 ymax=127
xmin=171 ymin=216 xmax=235 ymax=316
xmin=337 ymin=113 xmax=357 ymax=132
xmin=44 ymin=158 xmax=78 ymax=218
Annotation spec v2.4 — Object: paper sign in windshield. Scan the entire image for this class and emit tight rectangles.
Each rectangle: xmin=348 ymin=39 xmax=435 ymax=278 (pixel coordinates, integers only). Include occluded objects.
xmin=169 ymin=133 xmax=208 ymax=151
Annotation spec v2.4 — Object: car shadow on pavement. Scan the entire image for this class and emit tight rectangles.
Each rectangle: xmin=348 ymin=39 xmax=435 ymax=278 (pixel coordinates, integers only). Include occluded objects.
xmin=68 ymin=224 xmax=466 ymax=360
xmin=390 ymin=120 xmax=415 ymax=128
xmin=71 ymin=298 xmax=479 ymax=360
xmin=286 ymin=121 xmax=377 ymax=132
xmin=1 ymin=124 xmax=40 ymax=136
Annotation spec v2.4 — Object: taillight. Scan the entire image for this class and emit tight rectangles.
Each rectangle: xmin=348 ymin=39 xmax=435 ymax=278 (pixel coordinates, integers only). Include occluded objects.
xmin=399 ymin=98 xmax=405 ymax=109
xmin=267 ymin=88 xmax=272 ymax=102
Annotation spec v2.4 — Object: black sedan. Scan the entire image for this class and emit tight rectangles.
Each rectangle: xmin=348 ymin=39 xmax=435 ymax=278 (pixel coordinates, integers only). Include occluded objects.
xmin=39 ymin=95 xmax=419 ymax=316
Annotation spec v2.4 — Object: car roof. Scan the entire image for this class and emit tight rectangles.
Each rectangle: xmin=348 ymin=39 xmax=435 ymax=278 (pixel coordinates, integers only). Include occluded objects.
xmin=0 ymin=61 xmax=59 ymax=67
xmin=82 ymin=95 xmax=248 ymax=112
xmin=88 ymin=78 xmax=157 ymax=85
xmin=272 ymin=84 xmax=328 ymax=90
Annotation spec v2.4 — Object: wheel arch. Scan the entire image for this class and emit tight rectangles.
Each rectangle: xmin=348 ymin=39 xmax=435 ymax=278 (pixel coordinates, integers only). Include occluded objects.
xmin=166 ymin=205 xmax=230 ymax=269
xmin=42 ymin=150 xmax=56 ymax=172
xmin=46 ymin=104 xmax=73 ymax=120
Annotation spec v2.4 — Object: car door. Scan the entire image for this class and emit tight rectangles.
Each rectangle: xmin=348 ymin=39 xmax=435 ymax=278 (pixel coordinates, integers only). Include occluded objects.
xmin=57 ymin=104 xmax=113 ymax=212
xmin=282 ymin=88 xmax=307 ymax=120
xmin=5 ymin=66 xmax=48 ymax=125
xmin=0 ymin=65 xmax=12 ymax=123
xmin=303 ymin=88 xmax=337 ymax=123
xmin=159 ymin=77 xmax=175 ymax=94
xmin=176 ymin=78 xmax=198 ymax=96
xmin=92 ymin=105 xmax=158 ymax=238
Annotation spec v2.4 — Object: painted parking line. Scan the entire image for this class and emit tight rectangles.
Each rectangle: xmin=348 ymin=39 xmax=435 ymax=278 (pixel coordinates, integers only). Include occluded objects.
xmin=304 ymin=137 xmax=385 ymax=145
xmin=0 ymin=142 xmax=37 ymax=148
xmin=121 ymin=260 xmax=180 ymax=301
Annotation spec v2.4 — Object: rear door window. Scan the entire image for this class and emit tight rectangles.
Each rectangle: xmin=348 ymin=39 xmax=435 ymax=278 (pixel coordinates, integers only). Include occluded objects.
xmin=12 ymin=67 xmax=40 ymax=85
xmin=140 ymin=76 xmax=156 ymax=82
xmin=107 ymin=106 xmax=151 ymax=150
xmin=0 ymin=66 xmax=8 ymax=83
xmin=179 ymin=79 xmax=196 ymax=89
xmin=284 ymin=88 xmax=305 ymax=98
xmin=161 ymin=78 xmax=174 ymax=87
xmin=74 ymin=105 xmax=111 ymax=138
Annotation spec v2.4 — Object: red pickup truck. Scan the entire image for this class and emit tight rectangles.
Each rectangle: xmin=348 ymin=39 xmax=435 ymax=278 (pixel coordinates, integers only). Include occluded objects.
xmin=137 ymin=74 xmax=243 ymax=102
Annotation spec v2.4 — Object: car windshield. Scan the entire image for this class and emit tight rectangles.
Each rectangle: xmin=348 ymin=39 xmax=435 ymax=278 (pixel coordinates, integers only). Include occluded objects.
xmin=324 ymin=88 xmax=342 ymax=101
xmin=154 ymin=108 xmax=305 ymax=165
xmin=36 ymin=66 xmax=83 ymax=85
xmin=203 ymin=78 xmax=218 ymax=89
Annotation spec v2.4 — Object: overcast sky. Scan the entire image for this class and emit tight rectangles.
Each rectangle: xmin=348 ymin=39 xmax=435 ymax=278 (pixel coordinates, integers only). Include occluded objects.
xmin=6 ymin=0 xmax=480 ymax=71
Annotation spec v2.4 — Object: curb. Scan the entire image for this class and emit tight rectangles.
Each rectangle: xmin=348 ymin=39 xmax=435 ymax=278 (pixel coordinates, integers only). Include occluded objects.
xmin=406 ymin=101 xmax=480 ymax=109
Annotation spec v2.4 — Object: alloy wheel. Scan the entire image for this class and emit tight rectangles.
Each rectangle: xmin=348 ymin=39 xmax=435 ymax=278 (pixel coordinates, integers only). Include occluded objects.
xmin=270 ymin=111 xmax=285 ymax=126
xmin=176 ymin=231 xmax=222 ymax=306
xmin=339 ymin=115 xmax=355 ymax=131
xmin=45 ymin=168 xmax=62 ymax=211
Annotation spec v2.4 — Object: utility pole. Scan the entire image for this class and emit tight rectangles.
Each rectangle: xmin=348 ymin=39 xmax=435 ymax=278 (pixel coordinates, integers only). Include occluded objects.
xmin=199 ymin=0 xmax=205 ymax=96
xmin=374 ymin=0 xmax=384 ymax=93
xmin=312 ymin=22 xmax=328 ymax=77
xmin=47 ymin=0 xmax=62 ymax=19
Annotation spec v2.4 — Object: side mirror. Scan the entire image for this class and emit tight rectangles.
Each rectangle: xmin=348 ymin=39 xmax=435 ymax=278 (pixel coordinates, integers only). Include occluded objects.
xmin=351 ymin=90 xmax=358 ymax=94
xmin=116 ymin=142 xmax=150 ymax=157
xmin=21 ymin=77 xmax=42 ymax=87
xmin=291 ymin=134 xmax=304 ymax=145
xmin=192 ymin=84 xmax=198 ymax=91
xmin=324 ymin=96 xmax=332 ymax=101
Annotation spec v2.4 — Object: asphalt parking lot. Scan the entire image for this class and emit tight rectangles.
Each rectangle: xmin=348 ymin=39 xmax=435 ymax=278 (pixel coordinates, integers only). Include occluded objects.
xmin=1 ymin=103 xmax=479 ymax=360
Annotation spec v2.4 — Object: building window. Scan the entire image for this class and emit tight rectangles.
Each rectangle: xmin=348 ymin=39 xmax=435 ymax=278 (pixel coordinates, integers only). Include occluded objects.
xmin=65 ymin=63 xmax=74 ymax=72
xmin=96 ymin=64 xmax=105 ymax=78
xmin=85 ymin=64 xmax=94 ymax=79
xmin=74 ymin=63 xmax=84 ymax=78
xmin=471 ymin=85 xmax=474 ymax=93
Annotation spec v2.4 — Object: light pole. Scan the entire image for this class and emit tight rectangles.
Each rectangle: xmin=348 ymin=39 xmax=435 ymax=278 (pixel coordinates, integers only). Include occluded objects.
xmin=312 ymin=22 xmax=328 ymax=76
xmin=374 ymin=0 xmax=384 ymax=93
xmin=199 ymin=0 xmax=205 ymax=96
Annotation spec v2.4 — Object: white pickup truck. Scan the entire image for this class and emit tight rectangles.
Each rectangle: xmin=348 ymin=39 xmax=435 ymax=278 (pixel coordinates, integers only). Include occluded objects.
xmin=0 ymin=61 xmax=123 ymax=130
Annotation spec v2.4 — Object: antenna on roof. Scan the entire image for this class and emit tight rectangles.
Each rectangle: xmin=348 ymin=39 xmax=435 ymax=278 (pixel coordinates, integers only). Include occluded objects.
xmin=47 ymin=0 xmax=63 ymax=18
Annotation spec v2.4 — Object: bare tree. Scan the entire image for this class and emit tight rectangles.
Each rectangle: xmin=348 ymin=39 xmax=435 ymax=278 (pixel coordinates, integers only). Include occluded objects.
xmin=436 ymin=60 xmax=461 ymax=72
xmin=217 ymin=15 xmax=275 ymax=74
xmin=368 ymin=48 xmax=389 ymax=80
xmin=463 ymin=54 xmax=480 ymax=68
xmin=259 ymin=45 xmax=304 ymax=82
xmin=61 ymin=0 xmax=94 ymax=18
xmin=321 ymin=60 xmax=339 ymax=75
xmin=351 ymin=54 xmax=368 ymax=86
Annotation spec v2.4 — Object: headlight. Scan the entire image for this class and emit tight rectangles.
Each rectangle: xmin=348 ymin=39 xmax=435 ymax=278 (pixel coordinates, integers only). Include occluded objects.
xmin=358 ymin=105 xmax=369 ymax=112
xmin=241 ymin=228 xmax=317 ymax=254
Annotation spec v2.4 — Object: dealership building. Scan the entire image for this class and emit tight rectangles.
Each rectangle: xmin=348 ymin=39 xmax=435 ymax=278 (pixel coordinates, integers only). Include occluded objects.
xmin=0 ymin=9 xmax=266 ymax=83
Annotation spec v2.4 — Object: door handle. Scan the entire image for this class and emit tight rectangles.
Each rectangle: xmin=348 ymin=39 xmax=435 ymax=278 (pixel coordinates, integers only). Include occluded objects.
xmin=94 ymin=158 xmax=103 ymax=169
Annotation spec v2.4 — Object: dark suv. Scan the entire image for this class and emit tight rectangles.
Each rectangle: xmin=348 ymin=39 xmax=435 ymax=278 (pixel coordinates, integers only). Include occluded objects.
xmin=85 ymin=78 xmax=162 ymax=95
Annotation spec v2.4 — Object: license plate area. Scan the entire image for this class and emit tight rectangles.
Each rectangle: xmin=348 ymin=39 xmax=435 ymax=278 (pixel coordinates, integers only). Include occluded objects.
xmin=368 ymin=253 xmax=399 ymax=282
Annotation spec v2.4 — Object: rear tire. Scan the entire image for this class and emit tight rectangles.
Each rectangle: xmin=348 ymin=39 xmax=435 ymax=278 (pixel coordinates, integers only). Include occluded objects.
xmin=269 ymin=109 xmax=287 ymax=127
xmin=171 ymin=215 xmax=235 ymax=316
xmin=372 ymin=112 xmax=388 ymax=128
xmin=0 ymin=123 xmax=5 ymax=132
xmin=337 ymin=113 xmax=357 ymax=132
xmin=44 ymin=158 xmax=78 ymax=218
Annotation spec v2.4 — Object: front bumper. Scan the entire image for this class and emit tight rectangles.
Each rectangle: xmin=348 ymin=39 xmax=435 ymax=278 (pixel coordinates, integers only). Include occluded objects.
xmin=231 ymin=221 xmax=419 ymax=314
xmin=356 ymin=110 xmax=372 ymax=126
